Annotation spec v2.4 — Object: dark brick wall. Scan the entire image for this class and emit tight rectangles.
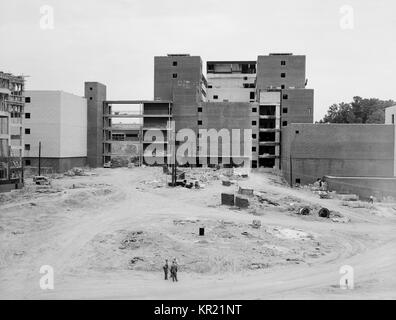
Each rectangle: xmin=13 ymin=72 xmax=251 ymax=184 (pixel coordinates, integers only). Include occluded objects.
xmin=281 ymin=124 xmax=395 ymax=185
xmin=256 ymin=55 xmax=306 ymax=90
xmin=199 ymin=102 xmax=253 ymax=162
xmin=24 ymin=157 xmax=87 ymax=173
xmin=281 ymin=89 xmax=314 ymax=125
xmin=154 ymin=55 xmax=203 ymax=101
xmin=154 ymin=56 xmax=204 ymax=135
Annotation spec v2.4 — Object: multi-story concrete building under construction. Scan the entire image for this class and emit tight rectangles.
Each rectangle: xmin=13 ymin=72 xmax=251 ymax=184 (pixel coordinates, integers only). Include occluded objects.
xmin=153 ymin=53 xmax=314 ymax=168
xmin=0 ymin=72 xmax=25 ymax=192
xmin=86 ymin=53 xmax=314 ymax=169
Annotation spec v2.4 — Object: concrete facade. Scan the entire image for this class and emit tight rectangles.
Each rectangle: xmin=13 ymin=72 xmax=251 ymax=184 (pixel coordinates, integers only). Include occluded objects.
xmin=385 ymin=105 xmax=396 ymax=124
xmin=206 ymin=61 xmax=256 ymax=103
xmin=281 ymin=124 xmax=396 ymax=186
xmin=324 ymin=176 xmax=396 ymax=200
xmin=154 ymin=54 xmax=206 ymax=103
xmin=23 ymin=157 xmax=86 ymax=173
xmin=0 ymin=71 xmax=25 ymax=191
xmin=198 ymin=102 xmax=254 ymax=166
xmin=85 ymin=82 xmax=107 ymax=168
xmin=281 ymin=88 xmax=314 ymax=125
xmin=256 ymin=54 xmax=306 ymax=90
xmin=23 ymin=90 xmax=87 ymax=173
xmin=102 ymin=100 xmax=172 ymax=166
xmin=385 ymin=105 xmax=396 ymax=176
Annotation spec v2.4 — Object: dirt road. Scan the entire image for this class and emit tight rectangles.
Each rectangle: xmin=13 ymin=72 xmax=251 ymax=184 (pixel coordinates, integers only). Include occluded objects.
xmin=1 ymin=167 xmax=395 ymax=299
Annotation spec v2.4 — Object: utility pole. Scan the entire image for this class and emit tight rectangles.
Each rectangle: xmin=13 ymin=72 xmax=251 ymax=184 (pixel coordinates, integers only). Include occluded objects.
xmin=170 ymin=120 xmax=177 ymax=186
xmin=38 ymin=141 xmax=41 ymax=176
xmin=289 ymin=155 xmax=293 ymax=188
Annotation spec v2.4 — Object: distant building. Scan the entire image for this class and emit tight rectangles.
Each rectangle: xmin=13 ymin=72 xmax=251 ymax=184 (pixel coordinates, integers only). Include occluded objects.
xmin=153 ymin=53 xmax=314 ymax=168
xmin=86 ymin=53 xmax=314 ymax=169
xmin=23 ymin=91 xmax=87 ymax=173
xmin=385 ymin=105 xmax=396 ymax=124
xmin=0 ymin=71 xmax=25 ymax=192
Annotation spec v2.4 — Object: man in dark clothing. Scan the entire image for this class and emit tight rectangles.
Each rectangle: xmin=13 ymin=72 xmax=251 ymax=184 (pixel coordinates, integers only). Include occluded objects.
xmin=170 ymin=260 xmax=178 ymax=282
xmin=163 ymin=259 xmax=169 ymax=280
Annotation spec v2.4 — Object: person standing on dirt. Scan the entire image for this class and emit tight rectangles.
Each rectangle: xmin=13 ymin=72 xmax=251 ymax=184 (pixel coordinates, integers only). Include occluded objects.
xmin=170 ymin=259 xmax=178 ymax=282
xmin=163 ymin=259 xmax=169 ymax=280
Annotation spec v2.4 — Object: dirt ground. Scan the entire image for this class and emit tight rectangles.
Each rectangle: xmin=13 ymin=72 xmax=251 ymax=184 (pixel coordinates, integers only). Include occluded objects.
xmin=0 ymin=167 xmax=395 ymax=299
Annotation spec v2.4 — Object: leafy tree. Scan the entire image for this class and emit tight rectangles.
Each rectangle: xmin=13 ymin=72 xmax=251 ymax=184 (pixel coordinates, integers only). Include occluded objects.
xmin=320 ymin=96 xmax=395 ymax=124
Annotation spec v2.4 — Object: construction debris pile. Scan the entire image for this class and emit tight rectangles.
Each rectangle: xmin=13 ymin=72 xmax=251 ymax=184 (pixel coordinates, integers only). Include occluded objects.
xmin=64 ymin=167 xmax=96 ymax=177
xmin=220 ymin=185 xmax=349 ymax=223
xmin=137 ymin=167 xmax=250 ymax=190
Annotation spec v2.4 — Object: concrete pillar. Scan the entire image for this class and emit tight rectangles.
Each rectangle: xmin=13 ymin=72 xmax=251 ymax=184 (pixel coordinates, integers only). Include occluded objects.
xmin=85 ymin=82 xmax=107 ymax=168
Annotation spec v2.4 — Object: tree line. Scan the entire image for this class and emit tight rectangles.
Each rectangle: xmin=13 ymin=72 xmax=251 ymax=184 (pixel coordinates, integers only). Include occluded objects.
xmin=319 ymin=96 xmax=395 ymax=124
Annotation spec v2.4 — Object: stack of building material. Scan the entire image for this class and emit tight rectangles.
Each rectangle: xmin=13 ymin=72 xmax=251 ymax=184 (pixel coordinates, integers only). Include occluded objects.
xmin=235 ymin=196 xmax=249 ymax=208
xmin=238 ymin=187 xmax=254 ymax=197
xmin=221 ymin=193 xmax=235 ymax=206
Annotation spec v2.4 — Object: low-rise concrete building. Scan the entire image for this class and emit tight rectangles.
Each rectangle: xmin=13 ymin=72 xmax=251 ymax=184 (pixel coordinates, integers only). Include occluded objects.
xmin=281 ymin=123 xmax=396 ymax=199
xmin=23 ymin=90 xmax=87 ymax=173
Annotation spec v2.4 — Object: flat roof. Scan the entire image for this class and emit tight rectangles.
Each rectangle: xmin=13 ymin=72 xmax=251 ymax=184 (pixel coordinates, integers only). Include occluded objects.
xmin=207 ymin=61 xmax=256 ymax=65
xmin=104 ymin=100 xmax=172 ymax=104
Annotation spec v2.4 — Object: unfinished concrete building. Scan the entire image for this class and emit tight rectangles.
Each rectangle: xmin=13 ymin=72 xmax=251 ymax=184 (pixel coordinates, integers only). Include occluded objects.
xmin=102 ymin=100 xmax=172 ymax=166
xmin=85 ymin=82 xmax=173 ymax=167
xmin=86 ymin=53 xmax=314 ymax=169
xmin=0 ymin=72 xmax=25 ymax=192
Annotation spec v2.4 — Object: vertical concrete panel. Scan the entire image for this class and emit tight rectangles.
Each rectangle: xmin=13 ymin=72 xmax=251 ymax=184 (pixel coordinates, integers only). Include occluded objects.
xmin=85 ymin=82 xmax=106 ymax=168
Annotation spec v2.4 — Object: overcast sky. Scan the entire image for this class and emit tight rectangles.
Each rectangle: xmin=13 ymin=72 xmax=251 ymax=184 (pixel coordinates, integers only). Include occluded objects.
xmin=1 ymin=0 xmax=395 ymax=121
